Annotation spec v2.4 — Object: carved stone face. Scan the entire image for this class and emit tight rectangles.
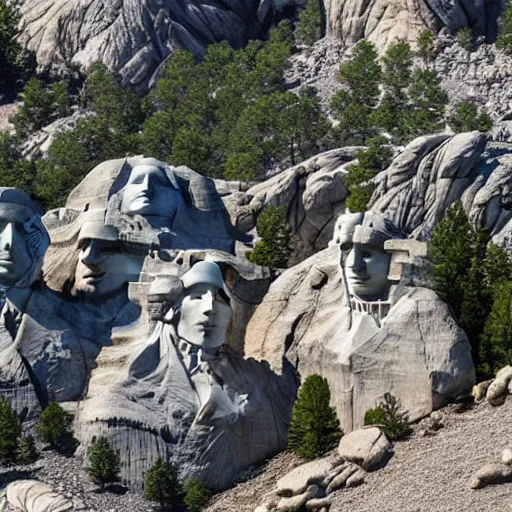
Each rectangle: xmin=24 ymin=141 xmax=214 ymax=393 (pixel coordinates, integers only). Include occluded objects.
xmin=176 ymin=283 xmax=232 ymax=351
xmin=120 ymin=164 xmax=183 ymax=217
xmin=0 ymin=220 xmax=33 ymax=287
xmin=344 ymin=243 xmax=391 ymax=300
xmin=72 ymin=239 xmax=143 ymax=298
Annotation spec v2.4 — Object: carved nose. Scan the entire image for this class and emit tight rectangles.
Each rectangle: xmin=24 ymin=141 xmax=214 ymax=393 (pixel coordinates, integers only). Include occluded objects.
xmin=201 ymin=290 xmax=215 ymax=315
xmin=81 ymin=240 xmax=104 ymax=265
xmin=0 ymin=223 xmax=13 ymax=252
xmin=347 ymin=248 xmax=365 ymax=273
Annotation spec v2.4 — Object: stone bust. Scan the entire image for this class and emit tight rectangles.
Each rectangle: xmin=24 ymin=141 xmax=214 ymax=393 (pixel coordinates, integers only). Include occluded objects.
xmin=331 ymin=211 xmax=405 ymax=302
xmin=0 ymin=188 xmax=49 ymax=292
xmin=119 ymin=157 xmax=185 ymax=222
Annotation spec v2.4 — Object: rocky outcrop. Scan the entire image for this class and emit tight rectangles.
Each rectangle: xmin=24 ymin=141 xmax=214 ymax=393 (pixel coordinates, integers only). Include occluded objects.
xmin=323 ymin=0 xmax=501 ymax=52
xmin=369 ymin=132 xmax=512 ymax=244
xmin=220 ymin=147 xmax=358 ymax=263
xmin=0 ymin=480 xmax=75 ymax=512
xmin=18 ymin=0 xmax=280 ymax=91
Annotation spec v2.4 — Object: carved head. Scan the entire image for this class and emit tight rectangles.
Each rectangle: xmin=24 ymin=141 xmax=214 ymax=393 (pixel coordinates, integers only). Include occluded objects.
xmin=148 ymin=261 xmax=232 ymax=353
xmin=120 ymin=158 xmax=184 ymax=217
xmin=0 ymin=188 xmax=49 ymax=289
xmin=71 ymin=210 xmax=144 ymax=299
xmin=331 ymin=211 xmax=404 ymax=300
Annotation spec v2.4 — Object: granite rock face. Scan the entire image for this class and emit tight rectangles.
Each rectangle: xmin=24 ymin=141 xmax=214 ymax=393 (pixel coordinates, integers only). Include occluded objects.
xmin=369 ymin=132 xmax=512 ymax=245
xmin=18 ymin=0 xmax=280 ymax=91
xmin=1 ymin=480 xmax=74 ymax=512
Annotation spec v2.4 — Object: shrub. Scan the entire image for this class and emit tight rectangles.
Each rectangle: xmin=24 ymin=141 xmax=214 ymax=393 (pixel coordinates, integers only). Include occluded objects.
xmin=497 ymin=3 xmax=512 ymax=54
xmin=457 ymin=27 xmax=474 ymax=51
xmin=184 ymin=478 xmax=213 ymax=512
xmin=36 ymin=402 xmax=71 ymax=449
xmin=364 ymin=393 xmax=412 ymax=440
xmin=249 ymin=205 xmax=292 ymax=269
xmin=0 ymin=399 xmax=21 ymax=465
xmin=449 ymin=101 xmax=493 ymax=133
xmin=0 ymin=0 xmax=22 ymax=95
xmin=17 ymin=435 xmax=38 ymax=464
xmin=417 ymin=30 xmax=437 ymax=63
xmin=288 ymin=375 xmax=342 ymax=459
xmin=87 ymin=437 xmax=120 ymax=489
xmin=294 ymin=0 xmax=323 ymax=46
xmin=144 ymin=457 xmax=180 ymax=510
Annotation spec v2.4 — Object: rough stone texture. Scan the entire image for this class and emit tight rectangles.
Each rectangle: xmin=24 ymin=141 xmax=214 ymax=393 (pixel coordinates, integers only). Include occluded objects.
xmin=470 ymin=463 xmax=512 ymax=489
xmin=0 ymin=103 xmax=17 ymax=134
xmin=369 ymin=133 xmax=512 ymax=244
xmin=1 ymin=480 xmax=73 ymax=512
xmin=17 ymin=0 xmax=282 ymax=91
xmin=205 ymin=401 xmax=512 ymax=512
xmin=220 ymin=148 xmax=358 ymax=263
xmin=486 ymin=366 xmax=512 ymax=406
xmin=326 ymin=464 xmax=358 ymax=493
xmin=277 ymin=457 xmax=334 ymax=496
xmin=245 ymin=245 xmax=475 ymax=432
xmin=337 ymin=427 xmax=390 ymax=470
xmin=276 ymin=485 xmax=320 ymax=511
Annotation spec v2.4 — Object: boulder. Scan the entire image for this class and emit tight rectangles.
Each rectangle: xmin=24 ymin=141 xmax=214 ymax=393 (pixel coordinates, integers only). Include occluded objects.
xmin=326 ymin=464 xmax=358 ymax=493
xmin=337 ymin=427 xmax=390 ymax=470
xmin=2 ymin=480 xmax=73 ymax=512
xmin=486 ymin=366 xmax=512 ymax=406
xmin=306 ymin=497 xmax=333 ymax=510
xmin=470 ymin=463 xmax=512 ymax=489
xmin=276 ymin=485 xmax=320 ymax=511
xmin=502 ymin=448 xmax=512 ymax=466
xmin=277 ymin=457 xmax=334 ymax=496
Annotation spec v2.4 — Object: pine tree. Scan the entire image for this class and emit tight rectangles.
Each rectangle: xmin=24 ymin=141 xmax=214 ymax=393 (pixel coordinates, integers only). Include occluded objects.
xmin=364 ymin=393 xmax=411 ymax=440
xmin=0 ymin=399 xmax=21 ymax=465
xmin=36 ymin=402 xmax=71 ymax=449
xmin=449 ymin=101 xmax=493 ymax=133
xmin=248 ymin=205 xmax=292 ymax=269
xmin=0 ymin=0 xmax=22 ymax=95
xmin=144 ymin=457 xmax=180 ymax=510
xmin=497 ymin=2 xmax=512 ymax=54
xmin=184 ymin=478 xmax=213 ymax=512
xmin=294 ymin=0 xmax=323 ymax=46
xmin=87 ymin=437 xmax=120 ymax=489
xmin=288 ymin=375 xmax=342 ymax=459
xmin=17 ymin=435 xmax=38 ymax=464
xmin=417 ymin=30 xmax=437 ymax=64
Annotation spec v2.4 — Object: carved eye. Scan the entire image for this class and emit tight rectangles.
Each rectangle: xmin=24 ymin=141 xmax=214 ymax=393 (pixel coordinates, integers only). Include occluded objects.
xmin=362 ymin=251 xmax=372 ymax=258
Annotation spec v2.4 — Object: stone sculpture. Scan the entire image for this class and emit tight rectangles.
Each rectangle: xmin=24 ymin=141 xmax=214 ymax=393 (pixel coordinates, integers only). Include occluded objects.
xmin=246 ymin=210 xmax=475 ymax=431
xmin=76 ymin=258 xmax=296 ymax=490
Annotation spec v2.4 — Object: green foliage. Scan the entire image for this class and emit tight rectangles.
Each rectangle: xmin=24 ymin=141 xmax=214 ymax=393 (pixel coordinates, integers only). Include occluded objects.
xmin=36 ymin=402 xmax=71 ymax=449
xmin=294 ymin=0 xmax=323 ymax=46
xmin=11 ymin=77 xmax=70 ymax=137
xmin=17 ymin=435 xmax=38 ymax=464
xmin=288 ymin=375 xmax=342 ymax=459
xmin=0 ymin=133 xmax=37 ymax=195
xmin=345 ymin=136 xmax=393 ymax=212
xmin=364 ymin=393 xmax=412 ymax=441
xmin=478 ymin=280 xmax=512 ymax=377
xmin=0 ymin=0 xmax=22 ymax=94
xmin=87 ymin=437 xmax=120 ymax=489
xmin=144 ymin=457 xmax=180 ymax=510
xmin=457 ymin=27 xmax=475 ymax=51
xmin=184 ymin=478 xmax=213 ymax=512
xmin=449 ymin=101 xmax=493 ymax=133
xmin=331 ymin=40 xmax=382 ymax=144
xmin=417 ymin=30 xmax=437 ymax=62
xmin=0 ymin=399 xmax=21 ymax=465
xmin=497 ymin=3 xmax=512 ymax=54
xmin=249 ymin=205 xmax=292 ymax=269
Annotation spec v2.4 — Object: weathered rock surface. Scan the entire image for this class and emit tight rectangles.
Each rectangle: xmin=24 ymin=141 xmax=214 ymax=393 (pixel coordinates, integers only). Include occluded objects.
xmin=220 ymin=148 xmax=357 ymax=263
xmin=337 ymin=427 xmax=390 ymax=470
xmin=18 ymin=0 xmax=279 ymax=91
xmin=370 ymin=133 xmax=512 ymax=244
xmin=1 ymin=480 xmax=74 ymax=512
xmin=277 ymin=458 xmax=334 ymax=496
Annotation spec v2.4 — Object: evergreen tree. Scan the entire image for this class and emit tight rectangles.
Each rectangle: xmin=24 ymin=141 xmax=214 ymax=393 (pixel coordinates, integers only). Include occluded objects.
xmin=0 ymin=399 xmax=21 ymax=465
xmin=0 ymin=133 xmax=37 ymax=196
xmin=248 ymin=205 xmax=292 ymax=269
xmin=417 ymin=30 xmax=437 ymax=64
xmin=449 ymin=101 xmax=493 ymax=133
xmin=144 ymin=457 xmax=180 ymax=510
xmin=331 ymin=40 xmax=382 ymax=144
xmin=457 ymin=27 xmax=475 ymax=51
xmin=288 ymin=375 xmax=342 ymax=459
xmin=0 ymin=0 xmax=22 ymax=95
xmin=184 ymin=478 xmax=213 ymax=512
xmin=345 ymin=136 xmax=393 ymax=212
xmin=294 ymin=0 xmax=323 ymax=46
xmin=87 ymin=437 xmax=120 ymax=489
xmin=428 ymin=202 xmax=475 ymax=320
xmin=17 ymin=435 xmax=38 ymax=464
xmin=36 ymin=402 xmax=71 ymax=449
xmin=364 ymin=393 xmax=411 ymax=440
xmin=478 ymin=280 xmax=512 ymax=378
xmin=11 ymin=78 xmax=70 ymax=137
xmin=497 ymin=2 xmax=512 ymax=54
